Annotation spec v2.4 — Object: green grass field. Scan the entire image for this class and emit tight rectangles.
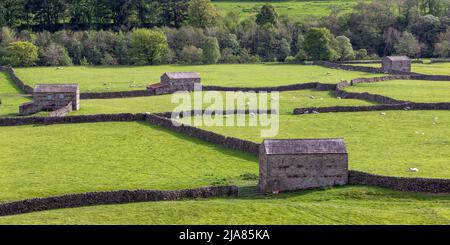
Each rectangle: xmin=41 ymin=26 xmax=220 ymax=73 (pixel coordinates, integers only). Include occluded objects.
xmin=345 ymin=80 xmax=450 ymax=103
xmin=1 ymin=63 xmax=450 ymax=225
xmin=180 ymin=111 xmax=450 ymax=179
xmin=2 ymin=186 xmax=450 ymax=225
xmin=348 ymin=62 xmax=450 ymax=75
xmin=0 ymin=122 xmax=257 ymax=202
xmin=213 ymin=0 xmax=361 ymax=21
xmin=14 ymin=64 xmax=382 ymax=92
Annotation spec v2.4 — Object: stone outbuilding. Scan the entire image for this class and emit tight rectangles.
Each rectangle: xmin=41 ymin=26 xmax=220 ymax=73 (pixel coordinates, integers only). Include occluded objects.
xmin=258 ymin=138 xmax=348 ymax=193
xmin=148 ymin=72 xmax=201 ymax=95
xmin=19 ymin=84 xmax=80 ymax=116
xmin=381 ymin=56 xmax=411 ymax=73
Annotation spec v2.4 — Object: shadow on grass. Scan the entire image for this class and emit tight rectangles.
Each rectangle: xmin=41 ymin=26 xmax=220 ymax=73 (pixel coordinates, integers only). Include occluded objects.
xmin=136 ymin=121 xmax=258 ymax=162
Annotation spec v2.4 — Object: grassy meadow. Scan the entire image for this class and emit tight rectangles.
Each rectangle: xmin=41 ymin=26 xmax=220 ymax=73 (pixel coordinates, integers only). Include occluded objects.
xmin=345 ymin=79 xmax=450 ymax=103
xmin=212 ymin=0 xmax=361 ymax=21
xmin=1 ymin=63 xmax=450 ymax=225
xmin=2 ymin=186 xmax=450 ymax=225
xmin=14 ymin=64 xmax=382 ymax=92
xmin=0 ymin=122 xmax=257 ymax=202
xmin=348 ymin=62 xmax=450 ymax=75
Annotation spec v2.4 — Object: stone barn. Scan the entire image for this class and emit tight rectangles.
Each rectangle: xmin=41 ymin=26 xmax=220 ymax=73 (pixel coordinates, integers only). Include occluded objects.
xmin=19 ymin=84 xmax=80 ymax=115
xmin=381 ymin=56 xmax=411 ymax=73
xmin=148 ymin=72 xmax=201 ymax=95
xmin=258 ymin=139 xmax=348 ymax=193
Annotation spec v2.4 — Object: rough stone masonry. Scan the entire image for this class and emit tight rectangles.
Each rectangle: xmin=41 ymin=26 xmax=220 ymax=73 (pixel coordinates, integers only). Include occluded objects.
xmin=258 ymin=139 xmax=348 ymax=193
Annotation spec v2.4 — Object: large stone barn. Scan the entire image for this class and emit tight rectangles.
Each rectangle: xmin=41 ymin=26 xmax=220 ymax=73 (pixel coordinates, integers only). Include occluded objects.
xmin=258 ymin=139 xmax=348 ymax=193
xmin=19 ymin=84 xmax=80 ymax=115
xmin=148 ymin=72 xmax=201 ymax=95
xmin=381 ymin=56 xmax=411 ymax=73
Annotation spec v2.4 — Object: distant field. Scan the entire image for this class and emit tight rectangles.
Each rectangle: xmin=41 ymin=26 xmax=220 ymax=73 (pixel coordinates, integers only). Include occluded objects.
xmin=213 ymin=0 xmax=361 ymax=20
xmin=180 ymin=111 xmax=450 ymax=179
xmin=0 ymin=122 xmax=257 ymax=202
xmin=14 ymin=64 xmax=382 ymax=92
xmin=345 ymin=80 xmax=450 ymax=103
xmin=0 ymin=72 xmax=31 ymax=117
xmin=70 ymin=90 xmax=374 ymax=116
xmin=2 ymin=186 xmax=450 ymax=225
xmin=348 ymin=62 xmax=450 ymax=75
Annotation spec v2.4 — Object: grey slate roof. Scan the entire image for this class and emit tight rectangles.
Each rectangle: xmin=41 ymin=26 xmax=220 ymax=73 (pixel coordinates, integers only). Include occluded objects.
xmin=262 ymin=138 xmax=347 ymax=155
xmin=34 ymin=84 xmax=79 ymax=93
xmin=385 ymin=56 xmax=410 ymax=61
xmin=162 ymin=72 xmax=200 ymax=79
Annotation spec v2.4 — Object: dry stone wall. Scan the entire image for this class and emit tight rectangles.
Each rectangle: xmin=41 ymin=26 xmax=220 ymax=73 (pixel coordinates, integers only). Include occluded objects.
xmin=348 ymin=170 xmax=450 ymax=193
xmin=0 ymin=66 xmax=34 ymax=94
xmin=0 ymin=186 xmax=239 ymax=217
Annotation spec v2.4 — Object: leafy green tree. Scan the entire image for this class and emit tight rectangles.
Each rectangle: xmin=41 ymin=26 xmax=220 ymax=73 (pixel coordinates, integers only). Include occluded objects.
xmin=434 ymin=30 xmax=450 ymax=57
xmin=160 ymin=0 xmax=189 ymax=28
xmin=187 ymin=0 xmax=221 ymax=28
xmin=256 ymin=4 xmax=278 ymax=26
xmin=333 ymin=35 xmax=355 ymax=61
xmin=25 ymin=0 xmax=67 ymax=30
xmin=394 ymin=31 xmax=421 ymax=57
xmin=0 ymin=0 xmax=24 ymax=27
xmin=129 ymin=28 xmax=169 ymax=65
xmin=202 ymin=37 xmax=220 ymax=64
xmin=5 ymin=41 xmax=38 ymax=67
xmin=303 ymin=27 xmax=334 ymax=60
xmin=40 ymin=43 xmax=73 ymax=66
xmin=180 ymin=45 xmax=203 ymax=64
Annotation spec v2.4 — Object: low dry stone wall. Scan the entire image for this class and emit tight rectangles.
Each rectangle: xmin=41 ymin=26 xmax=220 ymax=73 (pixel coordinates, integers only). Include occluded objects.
xmin=80 ymin=89 xmax=155 ymax=99
xmin=0 ymin=66 xmax=34 ymax=94
xmin=0 ymin=186 xmax=239 ymax=217
xmin=48 ymin=102 xmax=73 ymax=117
xmin=336 ymin=90 xmax=408 ymax=104
xmin=202 ymin=82 xmax=336 ymax=92
xmin=314 ymin=60 xmax=416 ymax=75
xmin=350 ymin=75 xmax=411 ymax=85
xmin=430 ymin=59 xmax=450 ymax=63
xmin=293 ymin=102 xmax=450 ymax=114
xmin=146 ymin=113 xmax=260 ymax=155
xmin=348 ymin=170 xmax=450 ymax=193
xmin=156 ymin=109 xmax=277 ymax=119
xmin=0 ymin=113 xmax=146 ymax=126
xmin=410 ymin=74 xmax=450 ymax=81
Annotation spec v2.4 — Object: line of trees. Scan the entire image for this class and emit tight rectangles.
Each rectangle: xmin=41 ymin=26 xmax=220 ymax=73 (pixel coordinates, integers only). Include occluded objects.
xmin=0 ymin=0 xmax=449 ymax=67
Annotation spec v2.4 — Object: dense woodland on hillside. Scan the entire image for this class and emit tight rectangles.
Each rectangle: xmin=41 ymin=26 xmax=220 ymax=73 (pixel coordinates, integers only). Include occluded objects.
xmin=0 ymin=0 xmax=449 ymax=67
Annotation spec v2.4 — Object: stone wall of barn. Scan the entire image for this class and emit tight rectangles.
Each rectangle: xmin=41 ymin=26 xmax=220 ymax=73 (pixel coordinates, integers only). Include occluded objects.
xmin=259 ymin=152 xmax=348 ymax=193
xmin=33 ymin=91 xmax=79 ymax=111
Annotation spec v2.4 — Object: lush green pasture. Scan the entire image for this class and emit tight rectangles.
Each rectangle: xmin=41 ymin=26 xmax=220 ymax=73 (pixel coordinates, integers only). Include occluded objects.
xmin=348 ymin=62 xmax=450 ymax=75
xmin=346 ymin=80 xmax=450 ymax=103
xmin=180 ymin=110 xmax=450 ymax=179
xmin=1 ymin=186 xmax=450 ymax=225
xmin=0 ymin=72 xmax=31 ymax=117
xmin=0 ymin=122 xmax=257 ymax=202
xmin=14 ymin=64 xmax=381 ymax=92
xmin=70 ymin=90 xmax=374 ymax=116
xmin=213 ymin=0 xmax=361 ymax=21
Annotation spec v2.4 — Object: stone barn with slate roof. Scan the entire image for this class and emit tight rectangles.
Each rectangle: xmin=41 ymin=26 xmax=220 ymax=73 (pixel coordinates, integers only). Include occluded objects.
xmin=19 ymin=84 xmax=79 ymax=115
xmin=148 ymin=72 xmax=201 ymax=95
xmin=381 ymin=56 xmax=411 ymax=73
xmin=258 ymin=139 xmax=348 ymax=193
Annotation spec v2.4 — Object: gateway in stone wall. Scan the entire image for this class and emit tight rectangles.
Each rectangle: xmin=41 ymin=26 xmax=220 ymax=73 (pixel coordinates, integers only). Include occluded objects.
xmin=258 ymin=138 xmax=348 ymax=193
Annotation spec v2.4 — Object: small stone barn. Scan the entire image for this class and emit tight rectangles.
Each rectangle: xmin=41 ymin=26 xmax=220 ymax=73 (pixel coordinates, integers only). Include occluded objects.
xmin=148 ymin=72 xmax=201 ymax=95
xmin=381 ymin=56 xmax=411 ymax=73
xmin=258 ymin=139 xmax=348 ymax=193
xmin=19 ymin=84 xmax=80 ymax=115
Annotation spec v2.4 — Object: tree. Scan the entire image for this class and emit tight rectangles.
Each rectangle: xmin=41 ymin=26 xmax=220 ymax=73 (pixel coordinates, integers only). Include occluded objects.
xmin=303 ymin=27 xmax=334 ymax=60
xmin=5 ymin=41 xmax=38 ymax=67
xmin=180 ymin=45 xmax=203 ymax=64
xmin=25 ymin=0 xmax=67 ymax=30
xmin=0 ymin=0 xmax=24 ymax=27
xmin=187 ymin=0 xmax=221 ymax=28
xmin=160 ymin=0 xmax=189 ymax=28
xmin=202 ymin=37 xmax=220 ymax=64
xmin=434 ymin=29 xmax=450 ymax=57
xmin=129 ymin=28 xmax=169 ymax=65
xmin=256 ymin=4 xmax=278 ymax=26
xmin=394 ymin=31 xmax=422 ymax=57
xmin=410 ymin=14 xmax=445 ymax=56
xmin=40 ymin=43 xmax=73 ymax=66
xmin=333 ymin=36 xmax=355 ymax=61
